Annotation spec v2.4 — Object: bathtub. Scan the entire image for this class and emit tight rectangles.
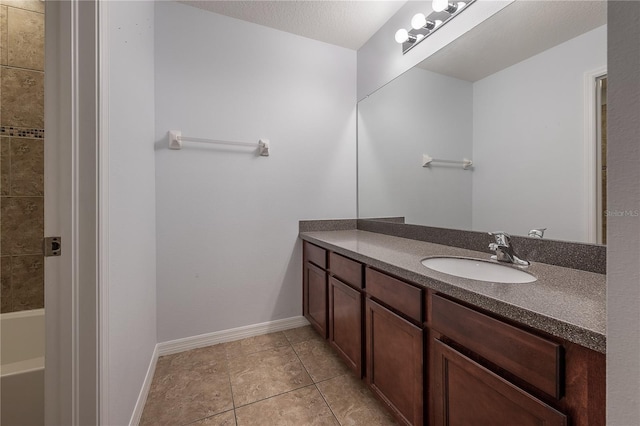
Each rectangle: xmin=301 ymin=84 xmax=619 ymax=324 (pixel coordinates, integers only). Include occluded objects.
xmin=1 ymin=308 xmax=45 ymax=426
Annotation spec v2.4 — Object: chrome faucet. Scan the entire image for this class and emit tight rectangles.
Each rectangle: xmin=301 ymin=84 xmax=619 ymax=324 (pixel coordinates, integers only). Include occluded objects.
xmin=488 ymin=232 xmax=530 ymax=266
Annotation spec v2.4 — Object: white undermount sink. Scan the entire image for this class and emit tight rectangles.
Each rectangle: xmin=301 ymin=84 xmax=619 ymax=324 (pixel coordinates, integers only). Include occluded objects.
xmin=421 ymin=257 xmax=537 ymax=284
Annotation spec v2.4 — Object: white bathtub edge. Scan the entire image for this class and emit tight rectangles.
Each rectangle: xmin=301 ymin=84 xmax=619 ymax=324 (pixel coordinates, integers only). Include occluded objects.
xmin=1 ymin=356 xmax=45 ymax=377
xmin=128 ymin=344 xmax=158 ymax=426
xmin=1 ymin=308 xmax=45 ymax=320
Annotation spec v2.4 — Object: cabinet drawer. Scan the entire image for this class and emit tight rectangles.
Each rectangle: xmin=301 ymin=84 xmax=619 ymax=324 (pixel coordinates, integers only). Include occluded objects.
xmin=431 ymin=339 xmax=567 ymax=426
xmin=304 ymin=241 xmax=327 ymax=269
xmin=431 ymin=294 xmax=562 ymax=399
xmin=366 ymin=268 xmax=422 ymax=323
xmin=329 ymin=252 xmax=363 ymax=289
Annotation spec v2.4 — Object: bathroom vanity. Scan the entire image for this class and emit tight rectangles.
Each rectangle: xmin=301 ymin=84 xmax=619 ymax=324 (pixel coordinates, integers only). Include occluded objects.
xmin=300 ymin=224 xmax=605 ymax=426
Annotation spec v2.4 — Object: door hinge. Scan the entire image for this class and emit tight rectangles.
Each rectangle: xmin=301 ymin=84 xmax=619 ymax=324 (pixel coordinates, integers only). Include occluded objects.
xmin=43 ymin=236 xmax=62 ymax=257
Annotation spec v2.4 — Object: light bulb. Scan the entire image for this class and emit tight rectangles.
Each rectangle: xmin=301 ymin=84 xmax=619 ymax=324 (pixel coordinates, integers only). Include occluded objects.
xmin=432 ymin=0 xmax=448 ymax=12
xmin=457 ymin=1 xmax=466 ymax=10
xmin=395 ymin=28 xmax=409 ymax=44
xmin=434 ymin=19 xmax=443 ymax=27
xmin=411 ymin=13 xmax=427 ymax=30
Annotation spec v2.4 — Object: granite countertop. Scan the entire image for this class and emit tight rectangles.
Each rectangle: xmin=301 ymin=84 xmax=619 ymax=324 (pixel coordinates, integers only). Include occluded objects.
xmin=299 ymin=229 xmax=606 ymax=354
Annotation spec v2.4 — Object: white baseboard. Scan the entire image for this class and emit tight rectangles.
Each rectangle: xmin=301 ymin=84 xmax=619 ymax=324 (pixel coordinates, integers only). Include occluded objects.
xmin=157 ymin=316 xmax=310 ymax=356
xmin=129 ymin=344 xmax=159 ymax=426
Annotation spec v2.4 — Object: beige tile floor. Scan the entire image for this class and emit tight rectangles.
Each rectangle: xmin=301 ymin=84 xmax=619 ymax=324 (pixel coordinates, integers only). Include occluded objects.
xmin=140 ymin=326 xmax=399 ymax=426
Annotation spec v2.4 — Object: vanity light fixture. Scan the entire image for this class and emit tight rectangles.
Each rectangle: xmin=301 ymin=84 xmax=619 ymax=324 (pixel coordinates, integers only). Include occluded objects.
xmin=395 ymin=0 xmax=475 ymax=54
xmin=395 ymin=28 xmax=417 ymax=44
xmin=411 ymin=13 xmax=441 ymax=31
xmin=432 ymin=0 xmax=459 ymax=14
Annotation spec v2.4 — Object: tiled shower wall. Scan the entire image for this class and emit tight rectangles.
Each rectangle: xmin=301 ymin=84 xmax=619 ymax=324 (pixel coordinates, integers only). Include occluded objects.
xmin=0 ymin=0 xmax=45 ymax=313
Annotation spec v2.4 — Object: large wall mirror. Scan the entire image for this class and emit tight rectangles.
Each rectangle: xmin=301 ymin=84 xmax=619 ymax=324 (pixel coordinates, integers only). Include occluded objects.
xmin=358 ymin=1 xmax=607 ymax=244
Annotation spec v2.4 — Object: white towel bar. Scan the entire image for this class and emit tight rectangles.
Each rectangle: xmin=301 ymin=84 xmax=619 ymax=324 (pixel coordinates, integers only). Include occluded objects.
xmin=169 ymin=130 xmax=270 ymax=156
xmin=422 ymin=154 xmax=472 ymax=170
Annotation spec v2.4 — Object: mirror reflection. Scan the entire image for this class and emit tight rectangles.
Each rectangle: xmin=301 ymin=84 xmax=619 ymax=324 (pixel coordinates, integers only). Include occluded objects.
xmin=357 ymin=1 xmax=607 ymax=244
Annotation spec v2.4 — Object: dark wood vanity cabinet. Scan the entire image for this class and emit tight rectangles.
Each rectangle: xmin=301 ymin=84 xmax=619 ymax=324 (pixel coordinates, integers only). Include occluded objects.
xmin=300 ymin=240 xmax=605 ymax=426
xmin=430 ymin=294 xmax=605 ymax=426
xmin=303 ymin=242 xmax=328 ymax=337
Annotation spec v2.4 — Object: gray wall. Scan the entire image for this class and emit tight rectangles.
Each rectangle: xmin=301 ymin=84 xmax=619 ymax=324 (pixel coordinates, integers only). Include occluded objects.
xmin=607 ymin=1 xmax=640 ymax=424
xmin=358 ymin=67 xmax=473 ymax=227
xmin=472 ymin=25 xmax=606 ymax=241
xmin=154 ymin=2 xmax=357 ymax=342
xmin=107 ymin=2 xmax=157 ymax=424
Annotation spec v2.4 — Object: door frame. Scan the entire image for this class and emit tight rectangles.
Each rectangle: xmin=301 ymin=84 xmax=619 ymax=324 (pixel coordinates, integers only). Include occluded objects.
xmin=584 ymin=66 xmax=608 ymax=244
xmin=44 ymin=0 xmax=103 ymax=424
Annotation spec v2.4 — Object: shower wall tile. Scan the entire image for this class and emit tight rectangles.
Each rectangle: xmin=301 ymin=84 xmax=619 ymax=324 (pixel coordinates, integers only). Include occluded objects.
xmin=0 ymin=1 xmax=44 ymax=14
xmin=0 ymin=6 xmax=7 ymax=66
xmin=1 ymin=136 xmax=9 ymax=195
xmin=11 ymin=137 xmax=42 ymax=195
xmin=7 ymin=7 xmax=44 ymax=71
xmin=1 ymin=196 xmax=43 ymax=255
xmin=1 ymin=256 xmax=11 ymax=312
xmin=11 ymin=254 xmax=43 ymax=310
xmin=0 ymin=66 xmax=44 ymax=128
xmin=0 ymin=0 xmax=44 ymax=313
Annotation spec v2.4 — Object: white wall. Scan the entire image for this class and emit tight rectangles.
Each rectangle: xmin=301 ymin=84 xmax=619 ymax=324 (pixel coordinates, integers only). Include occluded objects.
xmin=471 ymin=25 xmax=606 ymax=242
xmin=358 ymin=67 xmax=473 ymax=227
xmin=107 ymin=2 xmax=157 ymax=425
xmin=154 ymin=2 xmax=356 ymax=342
xmin=607 ymin=2 xmax=640 ymax=423
xmin=356 ymin=0 xmax=511 ymax=101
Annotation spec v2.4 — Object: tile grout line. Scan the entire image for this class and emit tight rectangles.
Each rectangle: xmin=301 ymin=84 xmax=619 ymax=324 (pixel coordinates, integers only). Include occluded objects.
xmin=222 ymin=349 xmax=239 ymax=426
xmin=288 ymin=334 xmax=344 ymax=425
xmin=315 ymin=382 xmax=344 ymax=426
xmin=230 ymin=332 xmax=316 ymax=411
xmin=2 ymin=4 xmax=44 ymax=15
xmin=225 ymin=333 xmax=296 ymax=421
xmin=233 ymin=383 xmax=319 ymax=411
xmin=0 ymin=64 xmax=44 ymax=73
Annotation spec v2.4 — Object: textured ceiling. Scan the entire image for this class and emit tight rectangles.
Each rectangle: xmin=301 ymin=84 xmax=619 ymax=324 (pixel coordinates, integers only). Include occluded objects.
xmin=180 ymin=1 xmax=407 ymax=50
xmin=418 ymin=0 xmax=607 ymax=81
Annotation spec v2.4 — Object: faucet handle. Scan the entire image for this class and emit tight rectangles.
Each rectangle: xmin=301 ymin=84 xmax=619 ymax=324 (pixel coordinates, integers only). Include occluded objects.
xmin=528 ymin=228 xmax=547 ymax=238
xmin=488 ymin=231 xmax=510 ymax=245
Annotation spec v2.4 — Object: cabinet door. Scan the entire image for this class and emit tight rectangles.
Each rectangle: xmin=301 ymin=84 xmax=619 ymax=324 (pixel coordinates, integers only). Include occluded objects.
xmin=329 ymin=277 xmax=363 ymax=376
xmin=431 ymin=338 xmax=567 ymax=426
xmin=366 ymin=299 xmax=423 ymax=426
xmin=304 ymin=262 xmax=328 ymax=338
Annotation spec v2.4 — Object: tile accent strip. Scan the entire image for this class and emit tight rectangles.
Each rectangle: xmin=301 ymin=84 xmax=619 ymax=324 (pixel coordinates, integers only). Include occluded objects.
xmin=0 ymin=126 xmax=44 ymax=139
